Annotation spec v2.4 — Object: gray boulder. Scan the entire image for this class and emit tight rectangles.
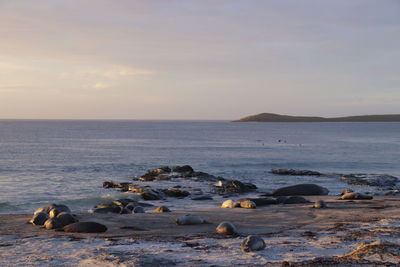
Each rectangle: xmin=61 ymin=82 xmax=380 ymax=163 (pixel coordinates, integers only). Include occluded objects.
xmin=272 ymin=184 xmax=329 ymax=196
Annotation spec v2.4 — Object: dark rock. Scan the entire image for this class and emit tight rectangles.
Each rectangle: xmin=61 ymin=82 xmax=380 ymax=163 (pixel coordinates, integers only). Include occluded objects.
xmin=132 ymin=206 xmax=145 ymax=213
xmin=270 ymin=169 xmax=321 ymax=176
xmin=128 ymin=185 xmax=164 ymax=200
xmin=241 ymin=235 xmax=266 ymax=252
xmin=214 ymin=180 xmax=257 ymax=195
xmin=140 ymin=189 xmax=164 ymax=200
xmin=140 ymin=167 xmax=171 ymax=181
xmin=29 ymin=212 xmax=49 ymax=226
xmin=162 ymin=189 xmax=190 ymax=198
xmin=272 ymin=184 xmax=329 ymax=196
xmin=172 ymin=165 xmax=194 ymax=174
xmin=63 ymin=222 xmax=107 ymax=233
xmin=56 ymin=212 xmax=78 ymax=226
xmin=44 ymin=218 xmax=63 ymax=230
xmin=191 ymin=171 xmax=218 ymax=181
xmin=247 ymin=197 xmax=277 ymax=206
xmin=282 ymin=196 xmax=310 ymax=204
xmin=102 ymin=181 xmax=131 ymax=191
xmin=338 ymin=174 xmax=399 ymax=187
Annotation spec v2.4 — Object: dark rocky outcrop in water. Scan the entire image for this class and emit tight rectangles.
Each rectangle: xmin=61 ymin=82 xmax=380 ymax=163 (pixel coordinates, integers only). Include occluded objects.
xmin=270 ymin=169 xmax=321 ymax=176
xmin=136 ymin=165 xmax=209 ymax=182
xmin=213 ymin=180 xmax=257 ymax=195
xmin=338 ymin=174 xmax=399 ymax=187
xmin=103 ymin=165 xmax=258 ymax=200
xmin=235 ymin=112 xmax=400 ymax=122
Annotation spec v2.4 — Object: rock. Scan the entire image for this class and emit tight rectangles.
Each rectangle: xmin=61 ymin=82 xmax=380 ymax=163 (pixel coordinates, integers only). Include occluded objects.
xmin=140 ymin=189 xmax=164 ymax=200
xmin=241 ymin=235 xmax=266 ymax=252
xmin=153 ymin=206 xmax=171 ymax=213
xmin=270 ymin=169 xmax=321 ymax=176
xmin=338 ymin=174 xmax=399 ymax=187
xmin=176 ymin=214 xmax=205 ymax=225
xmin=112 ymin=198 xmax=137 ymax=207
xmin=34 ymin=204 xmax=71 ymax=215
xmin=132 ymin=206 xmax=145 ymax=213
xmin=29 ymin=212 xmax=49 ymax=226
xmin=221 ymin=200 xmax=236 ymax=208
xmin=237 ymin=199 xmax=256 ymax=209
xmin=56 ymin=212 xmax=78 ymax=226
xmin=63 ymin=222 xmax=107 ymax=233
xmin=172 ymin=165 xmax=194 ymax=174
xmin=139 ymin=167 xmax=172 ymax=181
xmin=216 ymin=221 xmax=237 ymax=236
xmin=313 ymin=200 xmax=327 ymax=208
xmin=162 ymin=189 xmax=190 ymax=198
xmin=247 ymin=197 xmax=277 ymax=206
xmin=282 ymin=196 xmax=310 ymax=204
xmin=125 ymin=203 xmax=136 ymax=211
xmin=191 ymin=195 xmax=213 ymax=201
xmin=44 ymin=218 xmax=63 ymax=230
xmin=214 ymin=180 xmax=257 ymax=195
xmin=340 ymin=192 xmax=373 ymax=200
xmin=272 ymin=184 xmax=329 ymax=196
xmin=191 ymin=171 xmax=218 ymax=181
xmin=103 ymin=181 xmax=131 ymax=191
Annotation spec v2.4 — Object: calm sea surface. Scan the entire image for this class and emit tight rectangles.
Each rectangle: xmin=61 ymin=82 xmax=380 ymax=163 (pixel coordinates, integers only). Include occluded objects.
xmin=0 ymin=120 xmax=399 ymax=213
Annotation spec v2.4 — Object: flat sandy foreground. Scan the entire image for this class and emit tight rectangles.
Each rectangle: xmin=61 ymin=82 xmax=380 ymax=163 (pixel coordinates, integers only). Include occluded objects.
xmin=1 ymin=196 xmax=400 ymax=267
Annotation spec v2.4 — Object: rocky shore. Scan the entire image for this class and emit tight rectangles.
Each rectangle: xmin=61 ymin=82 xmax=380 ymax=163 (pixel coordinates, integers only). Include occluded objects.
xmin=1 ymin=166 xmax=400 ymax=266
xmin=1 ymin=195 xmax=400 ymax=266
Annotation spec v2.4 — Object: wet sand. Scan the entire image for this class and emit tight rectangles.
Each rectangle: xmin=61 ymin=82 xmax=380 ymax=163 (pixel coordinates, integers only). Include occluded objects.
xmin=1 ymin=196 xmax=400 ymax=266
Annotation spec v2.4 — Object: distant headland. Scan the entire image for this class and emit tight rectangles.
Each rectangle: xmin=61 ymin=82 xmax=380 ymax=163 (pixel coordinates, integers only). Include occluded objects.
xmin=234 ymin=113 xmax=400 ymax=122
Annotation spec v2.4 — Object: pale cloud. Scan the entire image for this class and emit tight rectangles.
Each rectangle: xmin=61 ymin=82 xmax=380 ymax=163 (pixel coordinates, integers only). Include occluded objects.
xmin=91 ymin=82 xmax=110 ymax=89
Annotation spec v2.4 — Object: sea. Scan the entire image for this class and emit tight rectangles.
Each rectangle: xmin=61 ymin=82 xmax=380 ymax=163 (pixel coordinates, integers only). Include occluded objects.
xmin=0 ymin=120 xmax=399 ymax=214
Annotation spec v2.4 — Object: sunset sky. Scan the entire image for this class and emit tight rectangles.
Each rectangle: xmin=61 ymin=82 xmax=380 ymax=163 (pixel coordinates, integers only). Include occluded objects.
xmin=1 ymin=0 xmax=399 ymax=120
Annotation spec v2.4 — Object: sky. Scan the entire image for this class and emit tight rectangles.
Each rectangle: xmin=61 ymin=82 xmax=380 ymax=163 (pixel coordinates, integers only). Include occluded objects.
xmin=0 ymin=0 xmax=399 ymax=120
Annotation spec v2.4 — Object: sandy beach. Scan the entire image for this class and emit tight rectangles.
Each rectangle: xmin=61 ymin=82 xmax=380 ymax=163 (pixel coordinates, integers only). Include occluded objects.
xmin=1 ymin=196 xmax=400 ymax=266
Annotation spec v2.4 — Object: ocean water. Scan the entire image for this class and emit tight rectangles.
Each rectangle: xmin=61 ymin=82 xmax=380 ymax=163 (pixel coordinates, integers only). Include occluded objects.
xmin=0 ymin=120 xmax=399 ymax=214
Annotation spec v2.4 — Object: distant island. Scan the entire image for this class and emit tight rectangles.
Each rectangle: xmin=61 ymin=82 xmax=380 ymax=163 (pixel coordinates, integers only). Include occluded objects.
xmin=234 ymin=113 xmax=400 ymax=122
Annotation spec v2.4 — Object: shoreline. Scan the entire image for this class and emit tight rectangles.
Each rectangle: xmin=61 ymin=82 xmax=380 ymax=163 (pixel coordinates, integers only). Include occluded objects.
xmin=2 ymin=196 xmax=400 ymax=266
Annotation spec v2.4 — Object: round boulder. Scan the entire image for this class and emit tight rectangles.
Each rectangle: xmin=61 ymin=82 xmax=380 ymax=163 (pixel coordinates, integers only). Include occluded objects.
xmin=56 ymin=212 xmax=78 ymax=227
xmin=44 ymin=218 xmax=63 ymax=230
xmin=241 ymin=235 xmax=266 ymax=252
xmin=216 ymin=221 xmax=237 ymax=236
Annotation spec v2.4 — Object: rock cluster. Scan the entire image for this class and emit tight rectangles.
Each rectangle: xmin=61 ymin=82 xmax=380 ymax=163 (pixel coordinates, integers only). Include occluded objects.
xmin=270 ymin=169 xmax=321 ymax=176
xmin=92 ymin=198 xmax=151 ymax=214
xmin=103 ymin=165 xmax=258 ymax=200
xmin=338 ymin=174 xmax=399 ymax=187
